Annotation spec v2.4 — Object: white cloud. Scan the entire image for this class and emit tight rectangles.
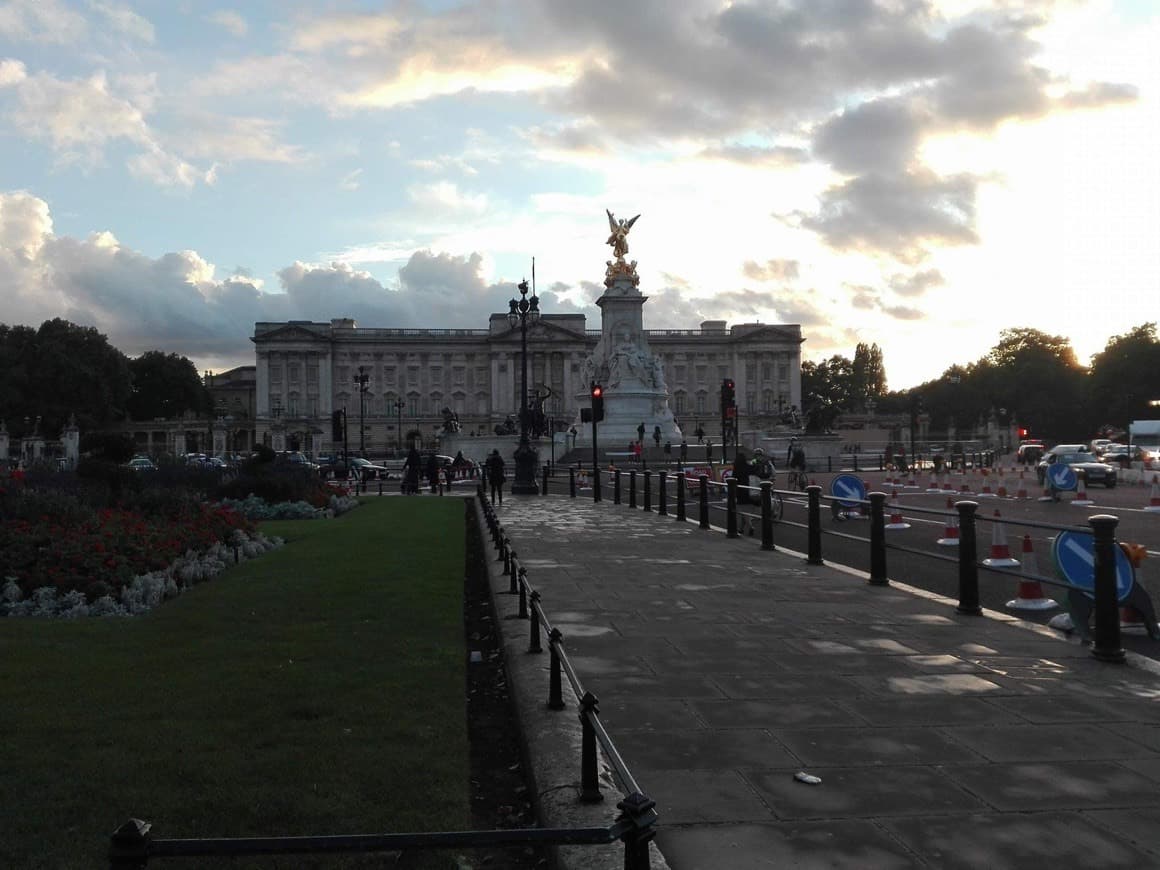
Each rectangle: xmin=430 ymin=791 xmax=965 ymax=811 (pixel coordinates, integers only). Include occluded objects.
xmin=0 ymin=0 xmax=87 ymax=44
xmin=339 ymin=168 xmax=363 ymax=191
xmin=406 ymin=181 xmax=488 ymax=216
xmin=207 ymin=10 xmax=248 ymax=38
xmin=0 ymin=58 xmax=28 ymax=87
xmin=89 ymin=1 xmax=155 ymax=43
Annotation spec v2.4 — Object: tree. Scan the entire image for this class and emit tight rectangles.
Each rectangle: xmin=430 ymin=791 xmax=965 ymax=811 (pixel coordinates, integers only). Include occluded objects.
xmin=1087 ymin=323 xmax=1160 ymax=431
xmin=127 ymin=351 xmax=211 ymax=421
xmin=984 ymin=328 xmax=1085 ymax=440
xmin=0 ymin=319 xmax=132 ymax=436
xmin=851 ymin=342 xmax=887 ymax=404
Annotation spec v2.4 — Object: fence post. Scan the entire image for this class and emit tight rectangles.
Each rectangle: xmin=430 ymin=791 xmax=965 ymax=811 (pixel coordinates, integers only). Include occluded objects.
xmin=502 ymin=538 xmax=512 ymax=575
xmin=548 ymin=629 xmax=565 ymax=710
xmin=806 ymin=485 xmax=823 ymax=565
xmin=593 ymin=463 xmax=602 ymax=503
xmin=528 ymin=590 xmax=542 ymax=653
xmin=956 ymin=501 xmax=982 ymax=615
xmin=542 ymin=464 xmax=549 ymax=495
xmin=617 ymin=792 xmax=658 ymax=870
xmin=614 ymin=469 xmax=622 ymax=504
xmin=853 ymin=453 xmax=859 ymax=473
xmin=517 ymin=567 xmax=528 ymax=618
xmin=676 ymin=473 xmax=687 ymax=522
xmin=760 ymin=481 xmax=775 ymax=551
xmin=699 ymin=475 xmax=710 ymax=529
xmin=579 ymin=693 xmax=603 ymax=803
xmin=868 ymin=491 xmax=888 ymax=586
xmin=827 ymin=456 xmax=832 ymax=473
xmin=726 ymin=478 xmax=738 ymax=538
xmin=658 ymin=471 xmax=668 ymax=516
xmin=569 ymin=467 xmax=576 ymax=498
xmin=1090 ymin=514 xmax=1126 ymax=663
xmin=643 ymin=471 xmax=652 ymax=512
xmin=629 ymin=470 xmax=638 ymax=508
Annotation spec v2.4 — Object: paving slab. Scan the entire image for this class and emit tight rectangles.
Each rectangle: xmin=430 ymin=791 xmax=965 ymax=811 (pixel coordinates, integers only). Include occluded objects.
xmin=482 ymin=493 xmax=1160 ymax=870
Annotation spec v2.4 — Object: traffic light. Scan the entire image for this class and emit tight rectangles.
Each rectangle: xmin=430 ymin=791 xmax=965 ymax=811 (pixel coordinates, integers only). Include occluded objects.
xmin=331 ymin=409 xmax=345 ymax=442
xmin=1018 ymin=427 xmax=1029 ymax=439
xmin=590 ymin=382 xmax=604 ymax=422
xmin=721 ymin=378 xmax=736 ymax=410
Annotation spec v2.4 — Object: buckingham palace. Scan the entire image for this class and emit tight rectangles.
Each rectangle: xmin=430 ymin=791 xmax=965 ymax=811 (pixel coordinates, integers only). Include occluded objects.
xmin=252 ymin=314 xmax=803 ymax=455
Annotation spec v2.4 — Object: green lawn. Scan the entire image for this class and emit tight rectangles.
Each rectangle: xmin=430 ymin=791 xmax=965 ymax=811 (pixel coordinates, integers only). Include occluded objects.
xmin=0 ymin=498 xmax=469 ymax=869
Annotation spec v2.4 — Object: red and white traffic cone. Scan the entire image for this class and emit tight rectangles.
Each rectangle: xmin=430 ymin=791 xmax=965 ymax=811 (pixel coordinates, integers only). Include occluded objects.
xmin=996 ymin=473 xmax=1009 ymax=498
xmin=926 ymin=472 xmax=941 ymax=493
xmin=1037 ymin=475 xmax=1055 ymax=503
xmin=1073 ymin=476 xmax=1093 ymax=506
xmin=1005 ymin=535 xmax=1056 ymax=610
xmin=937 ymin=497 xmax=959 ymax=547
xmin=982 ymin=510 xmax=1020 ymax=568
xmin=1144 ymin=476 xmax=1160 ymax=513
xmin=885 ymin=490 xmax=911 ymax=530
xmin=906 ymin=469 xmax=919 ymax=489
xmin=1015 ymin=472 xmax=1029 ymax=500
xmin=978 ymin=469 xmax=996 ymax=497
xmin=942 ymin=473 xmax=954 ymax=492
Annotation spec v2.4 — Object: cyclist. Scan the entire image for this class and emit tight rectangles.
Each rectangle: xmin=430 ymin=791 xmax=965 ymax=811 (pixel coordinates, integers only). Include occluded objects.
xmin=752 ymin=448 xmax=774 ymax=482
xmin=786 ymin=438 xmax=807 ymax=490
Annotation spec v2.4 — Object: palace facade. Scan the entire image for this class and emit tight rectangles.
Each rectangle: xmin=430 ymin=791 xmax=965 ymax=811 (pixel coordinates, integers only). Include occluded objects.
xmin=252 ymin=315 xmax=803 ymax=456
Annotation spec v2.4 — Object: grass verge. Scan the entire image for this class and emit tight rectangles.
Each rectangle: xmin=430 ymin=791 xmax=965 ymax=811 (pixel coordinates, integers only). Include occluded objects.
xmin=0 ymin=498 xmax=467 ymax=869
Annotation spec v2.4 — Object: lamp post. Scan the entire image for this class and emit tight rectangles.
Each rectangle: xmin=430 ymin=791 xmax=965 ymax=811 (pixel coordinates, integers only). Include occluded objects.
xmin=508 ymin=278 xmax=540 ymax=495
xmin=394 ymin=397 xmax=406 ymax=452
xmin=353 ymin=366 xmax=370 ymax=457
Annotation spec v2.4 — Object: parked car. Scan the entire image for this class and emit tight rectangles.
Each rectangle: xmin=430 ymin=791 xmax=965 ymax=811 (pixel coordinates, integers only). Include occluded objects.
xmin=125 ymin=456 xmax=156 ymax=472
xmin=1036 ymin=451 xmax=1117 ymax=488
xmin=1016 ymin=441 xmax=1044 ymax=464
xmin=273 ymin=451 xmax=319 ymax=472
xmin=1090 ymin=438 xmax=1115 ymax=456
xmin=349 ymin=457 xmax=393 ymax=480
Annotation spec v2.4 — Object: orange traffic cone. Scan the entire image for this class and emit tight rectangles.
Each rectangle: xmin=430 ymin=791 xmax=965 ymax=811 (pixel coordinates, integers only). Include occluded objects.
xmin=1005 ymin=535 xmax=1056 ymax=610
xmin=982 ymin=510 xmax=1020 ymax=568
xmin=978 ymin=469 xmax=996 ymax=497
xmin=1015 ymin=472 xmax=1029 ymax=500
xmin=937 ymin=497 xmax=959 ymax=547
xmin=942 ymin=473 xmax=954 ymax=492
xmin=927 ymin=473 xmax=941 ymax=493
xmin=885 ymin=490 xmax=910 ymax=530
xmin=1073 ymin=476 xmax=1093 ymax=506
xmin=1144 ymin=476 xmax=1160 ymax=513
xmin=1037 ymin=475 xmax=1055 ymax=503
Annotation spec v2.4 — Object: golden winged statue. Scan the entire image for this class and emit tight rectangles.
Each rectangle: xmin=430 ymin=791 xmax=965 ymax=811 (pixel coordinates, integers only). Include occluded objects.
xmin=606 ymin=209 xmax=640 ymax=262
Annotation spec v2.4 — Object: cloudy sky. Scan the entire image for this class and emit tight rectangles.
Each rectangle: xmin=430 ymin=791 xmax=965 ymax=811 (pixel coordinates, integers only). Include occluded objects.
xmin=1 ymin=0 xmax=1157 ymax=389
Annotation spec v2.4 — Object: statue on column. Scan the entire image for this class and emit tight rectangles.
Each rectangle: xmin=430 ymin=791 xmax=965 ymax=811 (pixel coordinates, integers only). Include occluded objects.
xmin=606 ymin=209 xmax=639 ymax=262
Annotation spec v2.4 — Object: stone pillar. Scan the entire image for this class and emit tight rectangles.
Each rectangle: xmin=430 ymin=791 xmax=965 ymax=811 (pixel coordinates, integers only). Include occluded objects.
xmin=173 ymin=428 xmax=188 ymax=458
xmin=319 ymin=351 xmax=333 ymax=414
xmin=212 ymin=421 xmax=227 ymax=458
xmin=255 ymin=351 xmax=270 ymax=416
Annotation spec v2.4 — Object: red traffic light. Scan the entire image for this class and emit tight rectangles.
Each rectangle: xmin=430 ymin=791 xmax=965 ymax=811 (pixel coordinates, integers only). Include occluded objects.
xmin=591 ymin=384 xmax=603 ymax=398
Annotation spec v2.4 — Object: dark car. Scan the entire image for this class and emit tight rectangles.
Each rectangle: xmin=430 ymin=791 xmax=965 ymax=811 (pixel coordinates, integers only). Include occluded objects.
xmin=1036 ymin=451 xmax=1117 ymax=488
xmin=349 ymin=457 xmax=392 ymax=480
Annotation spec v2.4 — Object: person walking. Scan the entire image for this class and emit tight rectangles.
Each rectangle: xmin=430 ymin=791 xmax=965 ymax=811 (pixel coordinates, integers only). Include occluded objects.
xmin=637 ymin=421 xmax=646 ymax=445
xmin=732 ymin=448 xmax=752 ymax=504
xmin=632 ymin=440 xmax=642 ymax=463
xmin=486 ymin=449 xmax=506 ymax=505
xmin=653 ymin=425 xmax=662 ymax=449
xmin=679 ymin=439 xmax=688 ymax=464
xmin=425 ymin=452 xmax=440 ymax=494
xmin=663 ymin=440 xmax=672 ymax=463
xmin=402 ymin=445 xmax=421 ymax=495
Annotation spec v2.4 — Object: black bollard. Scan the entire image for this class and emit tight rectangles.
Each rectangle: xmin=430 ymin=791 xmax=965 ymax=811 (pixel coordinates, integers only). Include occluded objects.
xmin=806 ymin=485 xmax=823 ymax=565
xmin=726 ymin=477 xmax=738 ymax=538
xmin=760 ymin=481 xmax=775 ymax=551
xmin=699 ymin=475 xmax=710 ymax=529
xmin=643 ymin=471 xmax=652 ymax=512
xmin=548 ymin=628 xmax=565 ymax=709
xmin=868 ymin=492 xmax=888 ymax=585
xmin=569 ymin=467 xmax=576 ymax=498
xmin=676 ymin=472 xmax=687 ymax=522
xmin=658 ymin=471 xmax=668 ymax=516
xmin=614 ymin=469 xmax=622 ymax=504
xmin=956 ymin=501 xmax=982 ymax=615
xmin=517 ymin=567 xmax=528 ymax=618
xmin=1090 ymin=514 xmax=1126 ymax=663
xmin=528 ymin=589 xmax=542 ymax=653
xmin=579 ymin=692 xmax=603 ymax=803
xmin=542 ymin=464 xmax=549 ymax=495
xmin=629 ymin=470 xmax=637 ymax=508
xmin=593 ymin=463 xmax=602 ymax=503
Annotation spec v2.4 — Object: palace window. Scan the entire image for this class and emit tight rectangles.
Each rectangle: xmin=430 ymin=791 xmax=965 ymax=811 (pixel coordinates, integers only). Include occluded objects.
xmin=695 ymin=393 xmax=706 ymax=415
xmin=675 ymin=391 xmax=687 ymax=415
xmin=288 ymin=363 xmax=300 ymax=384
xmin=269 ymin=365 xmax=282 ymax=384
xmin=408 ymin=395 xmax=419 ymax=416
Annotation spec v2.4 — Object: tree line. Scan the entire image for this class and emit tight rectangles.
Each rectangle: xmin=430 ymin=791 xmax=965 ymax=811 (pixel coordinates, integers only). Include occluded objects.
xmin=801 ymin=325 xmax=1160 ymax=443
xmin=0 ymin=319 xmax=210 ymax=438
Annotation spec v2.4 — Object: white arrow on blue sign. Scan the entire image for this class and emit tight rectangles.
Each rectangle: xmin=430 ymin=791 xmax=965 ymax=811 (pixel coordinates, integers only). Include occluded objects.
xmin=830 ymin=474 xmax=867 ymax=509
xmin=1052 ymin=530 xmax=1133 ymax=600
xmin=1047 ymin=463 xmax=1077 ymax=491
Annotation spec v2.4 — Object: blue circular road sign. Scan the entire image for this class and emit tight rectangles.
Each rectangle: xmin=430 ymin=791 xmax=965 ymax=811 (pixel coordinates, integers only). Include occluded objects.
xmin=1052 ymin=530 xmax=1134 ymax=600
xmin=831 ymin=474 xmax=867 ymax=509
xmin=1047 ymin=463 xmax=1077 ymax=491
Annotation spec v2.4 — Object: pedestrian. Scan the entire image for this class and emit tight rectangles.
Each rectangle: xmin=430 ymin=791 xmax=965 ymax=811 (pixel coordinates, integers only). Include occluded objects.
xmin=425 ymin=452 xmax=439 ymax=493
xmin=752 ymin=448 xmax=773 ymax=481
xmin=663 ymin=440 xmax=672 ymax=462
xmin=705 ymin=441 xmax=713 ymax=464
xmin=679 ymin=439 xmax=688 ymax=463
xmin=637 ymin=421 xmax=645 ymax=444
xmin=402 ymin=445 xmax=421 ymax=495
xmin=486 ymin=449 xmax=506 ymax=505
xmin=633 ymin=440 xmax=642 ymax=463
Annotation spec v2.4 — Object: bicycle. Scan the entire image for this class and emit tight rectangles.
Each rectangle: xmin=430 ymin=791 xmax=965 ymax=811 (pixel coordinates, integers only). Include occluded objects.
xmin=787 ymin=469 xmax=808 ymax=492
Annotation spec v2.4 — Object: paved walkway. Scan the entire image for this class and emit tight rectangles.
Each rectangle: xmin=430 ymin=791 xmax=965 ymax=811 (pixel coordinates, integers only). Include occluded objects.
xmin=485 ymin=493 xmax=1160 ymax=870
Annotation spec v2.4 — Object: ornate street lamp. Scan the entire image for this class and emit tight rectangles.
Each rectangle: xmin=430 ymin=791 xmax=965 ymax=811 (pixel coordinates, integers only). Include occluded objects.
xmin=353 ymin=366 xmax=370 ymax=456
xmin=393 ymin=397 xmax=406 ymax=452
xmin=507 ymin=278 xmax=541 ymax=495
